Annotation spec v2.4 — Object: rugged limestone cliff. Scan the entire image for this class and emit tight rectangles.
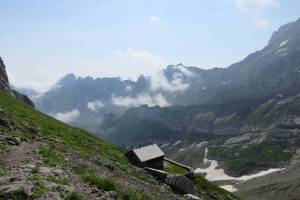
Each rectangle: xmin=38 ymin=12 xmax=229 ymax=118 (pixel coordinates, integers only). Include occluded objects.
xmin=0 ymin=57 xmax=34 ymax=107
xmin=0 ymin=57 xmax=12 ymax=92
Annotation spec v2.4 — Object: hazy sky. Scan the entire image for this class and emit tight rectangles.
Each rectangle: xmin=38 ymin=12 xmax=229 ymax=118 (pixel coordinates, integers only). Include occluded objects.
xmin=0 ymin=0 xmax=299 ymax=92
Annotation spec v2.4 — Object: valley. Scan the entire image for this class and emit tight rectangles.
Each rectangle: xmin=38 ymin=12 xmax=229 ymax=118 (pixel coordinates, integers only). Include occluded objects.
xmin=22 ymin=17 xmax=300 ymax=200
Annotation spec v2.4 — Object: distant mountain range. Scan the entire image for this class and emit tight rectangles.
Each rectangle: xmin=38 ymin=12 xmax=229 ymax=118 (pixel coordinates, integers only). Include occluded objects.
xmin=14 ymin=17 xmax=300 ymax=199
xmin=30 ymin=18 xmax=300 ymax=134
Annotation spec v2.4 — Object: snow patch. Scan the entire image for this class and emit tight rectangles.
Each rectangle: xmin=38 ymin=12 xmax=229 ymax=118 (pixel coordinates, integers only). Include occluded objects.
xmin=220 ymin=185 xmax=238 ymax=192
xmin=189 ymin=142 xmax=196 ymax=148
xmin=173 ymin=140 xmax=181 ymax=146
xmin=160 ymin=143 xmax=170 ymax=148
xmin=195 ymin=148 xmax=284 ymax=182
xmin=276 ymin=47 xmax=288 ymax=55
xmin=196 ymin=141 xmax=208 ymax=147
xmin=179 ymin=148 xmax=186 ymax=152
xmin=279 ymin=40 xmax=288 ymax=47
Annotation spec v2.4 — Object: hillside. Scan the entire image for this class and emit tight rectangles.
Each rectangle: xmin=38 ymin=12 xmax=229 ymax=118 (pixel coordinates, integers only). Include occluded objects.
xmin=0 ymin=90 xmax=239 ymax=200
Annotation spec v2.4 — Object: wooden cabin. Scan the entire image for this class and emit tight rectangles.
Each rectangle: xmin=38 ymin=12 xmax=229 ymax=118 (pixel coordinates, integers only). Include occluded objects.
xmin=126 ymin=144 xmax=165 ymax=169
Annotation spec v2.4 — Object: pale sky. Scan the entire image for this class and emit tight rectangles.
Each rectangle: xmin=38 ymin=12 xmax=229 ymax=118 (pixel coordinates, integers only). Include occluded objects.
xmin=0 ymin=0 xmax=299 ymax=92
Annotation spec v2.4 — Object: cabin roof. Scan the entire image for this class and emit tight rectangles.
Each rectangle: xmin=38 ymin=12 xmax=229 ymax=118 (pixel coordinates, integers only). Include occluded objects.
xmin=132 ymin=144 xmax=164 ymax=162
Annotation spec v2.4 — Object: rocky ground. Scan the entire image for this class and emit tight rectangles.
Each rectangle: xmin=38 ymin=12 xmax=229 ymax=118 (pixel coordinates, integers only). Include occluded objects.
xmin=0 ymin=136 xmax=188 ymax=200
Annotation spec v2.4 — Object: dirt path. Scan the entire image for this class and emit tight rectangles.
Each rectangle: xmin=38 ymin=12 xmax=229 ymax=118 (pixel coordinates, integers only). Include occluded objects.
xmin=3 ymin=141 xmax=41 ymax=169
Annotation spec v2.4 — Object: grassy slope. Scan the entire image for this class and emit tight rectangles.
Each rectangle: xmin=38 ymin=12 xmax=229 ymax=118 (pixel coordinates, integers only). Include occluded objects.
xmin=0 ymin=91 xmax=240 ymax=200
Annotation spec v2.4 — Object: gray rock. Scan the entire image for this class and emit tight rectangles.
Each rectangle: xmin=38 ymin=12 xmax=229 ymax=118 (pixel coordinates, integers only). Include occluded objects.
xmin=38 ymin=192 xmax=62 ymax=200
xmin=166 ymin=175 xmax=195 ymax=195
xmin=0 ymin=135 xmax=22 ymax=146
xmin=0 ymin=119 xmax=16 ymax=131
xmin=53 ymin=169 xmax=64 ymax=178
xmin=99 ymin=191 xmax=117 ymax=200
xmin=43 ymin=181 xmax=73 ymax=193
xmin=23 ymin=122 xmax=41 ymax=136
xmin=0 ymin=181 xmax=34 ymax=198
xmin=0 ymin=57 xmax=11 ymax=92
xmin=39 ymin=167 xmax=52 ymax=176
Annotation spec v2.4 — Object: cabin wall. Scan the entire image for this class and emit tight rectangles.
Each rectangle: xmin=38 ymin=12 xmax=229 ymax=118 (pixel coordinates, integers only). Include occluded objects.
xmin=144 ymin=156 xmax=164 ymax=169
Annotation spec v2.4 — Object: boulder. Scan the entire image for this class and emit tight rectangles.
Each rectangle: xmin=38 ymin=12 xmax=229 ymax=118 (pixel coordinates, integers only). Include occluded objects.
xmin=99 ymin=191 xmax=117 ymax=200
xmin=12 ymin=90 xmax=35 ymax=107
xmin=23 ymin=122 xmax=42 ymax=136
xmin=0 ymin=119 xmax=16 ymax=130
xmin=39 ymin=167 xmax=52 ymax=176
xmin=0 ymin=181 xmax=34 ymax=199
xmin=38 ymin=192 xmax=62 ymax=200
xmin=166 ymin=175 xmax=195 ymax=195
xmin=0 ymin=135 xmax=22 ymax=146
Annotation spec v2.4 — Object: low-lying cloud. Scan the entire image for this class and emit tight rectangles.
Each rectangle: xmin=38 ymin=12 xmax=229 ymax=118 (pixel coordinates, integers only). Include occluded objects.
xmin=150 ymin=70 xmax=189 ymax=93
xmin=87 ymin=100 xmax=105 ymax=111
xmin=112 ymin=93 xmax=170 ymax=108
xmin=54 ymin=109 xmax=80 ymax=123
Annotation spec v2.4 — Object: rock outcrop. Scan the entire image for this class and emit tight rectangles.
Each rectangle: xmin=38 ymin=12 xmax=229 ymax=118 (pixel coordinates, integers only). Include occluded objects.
xmin=166 ymin=175 xmax=195 ymax=195
xmin=0 ymin=57 xmax=34 ymax=107
xmin=0 ymin=57 xmax=12 ymax=92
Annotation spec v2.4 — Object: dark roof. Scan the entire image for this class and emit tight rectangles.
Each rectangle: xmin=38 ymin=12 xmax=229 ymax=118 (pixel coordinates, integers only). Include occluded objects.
xmin=132 ymin=144 xmax=164 ymax=162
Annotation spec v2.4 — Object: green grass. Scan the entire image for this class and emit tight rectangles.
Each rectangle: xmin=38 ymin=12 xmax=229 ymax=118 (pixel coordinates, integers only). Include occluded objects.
xmin=193 ymin=174 xmax=241 ymax=200
xmin=64 ymin=192 xmax=83 ymax=200
xmin=209 ymin=141 xmax=292 ymax=176
xmin=73 ymin=164 xmax=154 ymax=200
xmin=0 ymin=166 xmax=5 ymax=176
xmin=249 ymin=100 xmax=275 ymax=119
xmin=163 ymin=163 xmax=189 ymax=174
xmin=32 ymin=182 xmax=52 ymax=198
xmin=73 ymin=164 xmax=116 ymax=191
xmin=194 ymin=111 xmax=216 ymax=123
xmin=83 ymin=173 xmax=117 ymax=191
xmin=0 ymin=91 xmax=127 ymax=165
xmin=39 ymin=145 xmax=69 ymax=167
xmin=29 ymin=175 xmax=69 ymax=186
xmin=0 ymin=189 xmax=28 ymax=200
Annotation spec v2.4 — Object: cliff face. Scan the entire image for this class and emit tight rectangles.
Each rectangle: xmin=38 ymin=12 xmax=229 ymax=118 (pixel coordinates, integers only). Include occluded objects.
xmin=0 ymin=57 xmax=34 ymax=107
xmin=0 ymin=57 xmax=12 ymax=92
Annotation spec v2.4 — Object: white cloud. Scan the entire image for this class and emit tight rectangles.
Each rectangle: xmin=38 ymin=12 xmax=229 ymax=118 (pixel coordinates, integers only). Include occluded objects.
xmin=7 ymin=68 xmax=60 ymax=93
xmin=149 ymin=16 xmax=161 ymax=24
xmin=232 ymin=0 xmax=279 ymax=28
xmin=87 ymin=100 xmax=105 ymax=111
xmin=150 ymin=70 xmax=189 ymax=93
xmin=114 ymin=48 xmax=166 ymax=78
xmin=112 ymin=93 xmax=170 ymax=108
xmin=233 ymin=0 xmax=279 ymax=11
xmin=115 ymin=48 xmax=165 ymax=67
xmin=54 ymin=109 xmax=80 ymax=123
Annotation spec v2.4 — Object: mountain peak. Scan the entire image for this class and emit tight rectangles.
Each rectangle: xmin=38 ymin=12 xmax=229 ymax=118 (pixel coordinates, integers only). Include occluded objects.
xmin=268 ymin=18 xmax=300 ymax=46
xmin=59 ymin=73 xmax=77 ymax=85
